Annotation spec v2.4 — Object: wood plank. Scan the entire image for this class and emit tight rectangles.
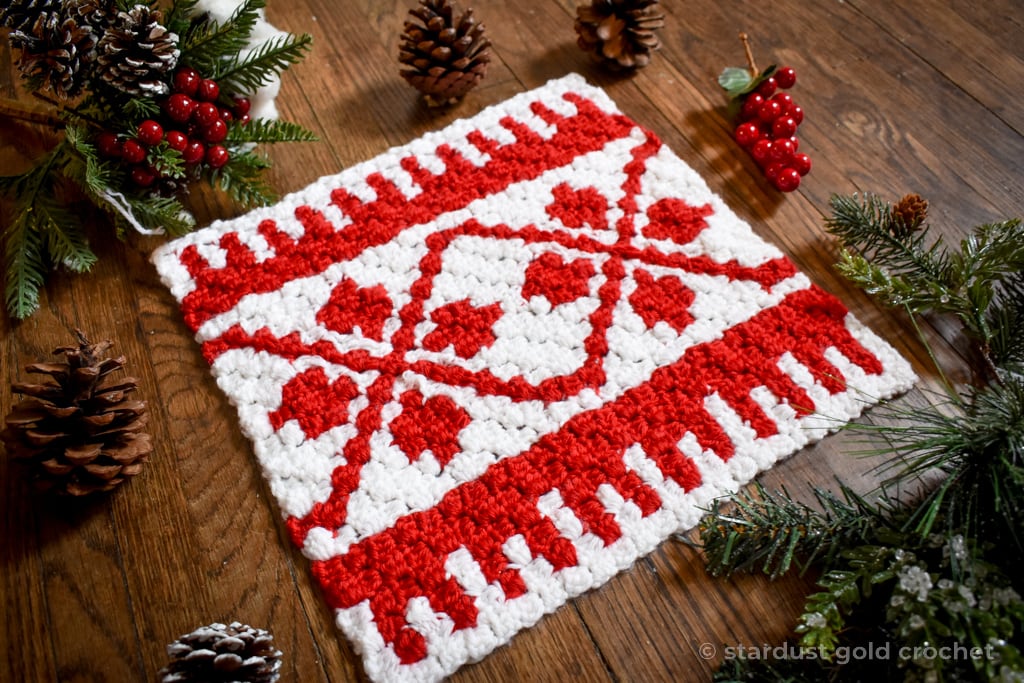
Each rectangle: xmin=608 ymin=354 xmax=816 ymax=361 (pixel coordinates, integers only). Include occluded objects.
xmin=2 ymin=1 xmax=1022 ymax=681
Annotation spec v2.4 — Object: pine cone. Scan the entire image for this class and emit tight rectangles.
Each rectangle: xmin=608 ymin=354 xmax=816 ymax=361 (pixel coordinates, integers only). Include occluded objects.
xmin=1 ymin=331 xmax=151 ymax=496
xmin=95 ymin=5 xmax=179 ymax=97
xmin=0 ymin=0 xmax=61 ymax=33
xmin=67 ymin=0 xmax=118 ymax=35
xmin=159 ymin=622 xmax=283 ymax=683
xmin=9 ymin=9 xmax=98 ymax=99
xmin=575 ymin=0 xmax=665 ymax=71
xmin=891 ymin=193 xmax=929 ymax=237
xmin=398 ymin=0 xmax=491 ymax=106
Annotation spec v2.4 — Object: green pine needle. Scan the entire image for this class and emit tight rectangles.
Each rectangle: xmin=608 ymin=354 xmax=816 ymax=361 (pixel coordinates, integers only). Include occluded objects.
xmin=3 ymin=201 xmax=48 ymax=319
xmin=180 ymin=0 xmax=266 ymax=75
xmin=209 ymin=149 xmax=275 ymax=207
xmin=123 ymin=195 xmax=196 ymax=237
xmin=698 ymin=483 xmax=889 ymax=580
xmin=227 ymin=118 xmax=318 ymax=144
xmin=212 ymin=32 xmax=313 ymax=97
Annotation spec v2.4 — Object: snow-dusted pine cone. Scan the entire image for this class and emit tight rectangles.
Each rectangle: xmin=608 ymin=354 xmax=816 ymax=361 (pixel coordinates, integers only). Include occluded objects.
xmin=95 ymin=5 xmax=179 ymax=96
xmin=9 ymin=9 xmax=98 ymax=98
xmin=0 ymin=0 xmax=61 ymax=33
xmin=159 ymin=622 xmax=282 ymax=683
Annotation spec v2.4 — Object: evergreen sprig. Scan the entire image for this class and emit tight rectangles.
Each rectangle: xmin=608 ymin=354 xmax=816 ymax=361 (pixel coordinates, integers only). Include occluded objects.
xmin=211 ymin=31 xmax=313 ymax=97
xmin=825 ymin=193 xmax=1024 ymax=370
xmin=226 ymin=117 xmax=318 ymax=144
xmin=0 ymin=0 xmax=314 ymax=319
xmin=699 ymin=483 xmax=889 ymax=580
xmin=178 ymin=0 xmax=265 ymax=75
xmin=699 ymin=192 xmax=1024 ymax=682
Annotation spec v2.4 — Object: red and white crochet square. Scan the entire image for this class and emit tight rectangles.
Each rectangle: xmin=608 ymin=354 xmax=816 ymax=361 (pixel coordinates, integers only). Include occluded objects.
xmin=152 ymin=74 xmax=915 ymax=682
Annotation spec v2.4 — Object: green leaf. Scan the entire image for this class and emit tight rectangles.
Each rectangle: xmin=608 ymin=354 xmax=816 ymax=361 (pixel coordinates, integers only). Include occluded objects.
xmin=718 ymin=64 xmax=777 ymax=99
xmin=718 ymin=66 xmax=754 ymax=95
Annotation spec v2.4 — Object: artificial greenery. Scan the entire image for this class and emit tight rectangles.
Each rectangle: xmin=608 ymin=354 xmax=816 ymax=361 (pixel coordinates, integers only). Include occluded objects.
xmin=698 ymin=193 xmax=1024 ymax=682
xmin=0 ymin=0 xmax=314 ymax=320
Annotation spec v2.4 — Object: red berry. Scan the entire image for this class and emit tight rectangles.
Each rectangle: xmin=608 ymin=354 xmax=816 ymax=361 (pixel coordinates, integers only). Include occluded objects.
xmin=787 ymin=136 xmax=800 ymax=152
xmin=232 ymin=96 xmax=251 ymax=117
xmin=789 ymin=105 xmax=804 ymax=125
xmin=771 ymin=115 xmax=798 ymax=139
xmin=130 ymin=165 xmax=156 ymax=187
xmin=192 ymin=102 xmax=220 ymax=127
xmin=203 ymin=118 xmax=228 ymax=143
xmin=137 ymin=119 xmax=163 ymax=146
xmin=734 ymin=121 xmax=761 ymax=148
xmin=173 ymin=67 xmax=201 ymax=96
xmin=165 ymin=130 xmax=188 ymax=151
xmin=205 ymin=144 xmax=230 ymax=168
xmin=750 ymin=139 xmax=773 ymax=166
xmin=775 ymin=66 xmax=797 ymax=89
xmin=219 ymin=107 xmax=234 ymax=122
xmin=95 ymin=131 xmax=121 ymax=158
xmin=739 ymin=93 xmax=764 ymax=121
xmin=774 ymin=167 xmax=801 ymax=192
xmin=196 ymin=78 xmax=220 ymax=102
xmin=121 ymin=139 xmax=146 ymax=164
xmin=792 ymin=152 xmax=812 ymax=176
xmin=182 ymin=140 xmax=206 ymax=164
xmin=770 ymin=93 xmax=794 ymax=113
xmin=770 ymin=138 xmax=797 ymax=163
xmin=757 ymin=99 xmax=782 ymax=122
xmin=164 ymin=93 xmax=196 ymax=123
xmin=238 ymin=113 xmax=251 ymax=125
xmin=755 ymin=77 xmax=777 ymax=98
xmin=764 ymin=163 xmax=785 ymax=184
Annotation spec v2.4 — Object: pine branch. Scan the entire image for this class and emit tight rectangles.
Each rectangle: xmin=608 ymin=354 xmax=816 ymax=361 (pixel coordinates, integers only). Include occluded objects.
xmin=211 ymin=32 xmax=313 ymax=96
xmin=164 ymin=0 xmax=201 ymax=37
xmin=123 ymin=195 xmax=196 ymax=237
xmin=37 ymin=197 xmax=97 ymax=274
xmin=179 ymin=0 xmax=266 ymax=76
xmin=2 ymin=197 xmax=48 ymax=319
xmin=699 ymin=482 xmax=888 ymax=580
xmin=0 ymin=145 xmax=65 ymax=319
xmin=226 ymin=118 xmax=318 ymax=144
xmin=209 ymin=149 xmax=275 ymax=207
xmin=825 ymin=193 xmax=951 ymax=310
xmin=795 ymin=545 xmax=899 ymax=656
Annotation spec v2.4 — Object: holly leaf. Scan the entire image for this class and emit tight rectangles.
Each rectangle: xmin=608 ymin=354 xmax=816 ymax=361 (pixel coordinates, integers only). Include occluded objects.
xmin=719 ymin=64 xmax=778 ymax=100
xmin=718 ymin=67 xmax=754 ymax=96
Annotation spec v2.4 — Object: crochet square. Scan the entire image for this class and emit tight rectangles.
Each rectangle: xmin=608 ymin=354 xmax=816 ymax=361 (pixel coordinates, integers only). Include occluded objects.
xmin=152 ymin=74 xmax=915 ymax=682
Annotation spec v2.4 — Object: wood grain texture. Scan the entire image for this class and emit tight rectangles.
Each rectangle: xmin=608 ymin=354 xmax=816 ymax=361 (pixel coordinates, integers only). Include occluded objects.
xmin=2 ymin=2 xmax=1021 ymax=681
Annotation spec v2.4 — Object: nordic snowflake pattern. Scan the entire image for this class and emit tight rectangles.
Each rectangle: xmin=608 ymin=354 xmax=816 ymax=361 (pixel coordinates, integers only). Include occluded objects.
xmin=152 ymin=74 xmax=915 ymax=683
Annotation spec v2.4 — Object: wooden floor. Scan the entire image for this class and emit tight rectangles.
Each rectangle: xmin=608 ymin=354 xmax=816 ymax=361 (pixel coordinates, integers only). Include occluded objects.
xmin=2 ymin=1 xmax=1022 ymax=681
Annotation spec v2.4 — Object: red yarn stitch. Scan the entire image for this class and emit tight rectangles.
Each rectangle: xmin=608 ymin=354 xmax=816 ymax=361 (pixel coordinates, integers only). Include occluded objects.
xmin=546 ymin=183 xmax=609 ymax=231
xmin=310 ymin=286 xmax=883 ymax=664
xmin=179 ymin=96 xmax=638 ymax=330
xmin=521 ymin=251 xmax=596 ymax=307
xmin=318 ymin=278 xmax=394 ymax=342
xmin=389 ymin=390 xmax=471 ymax=467
xmin=268 ymin=367 xmax=360 ymax=440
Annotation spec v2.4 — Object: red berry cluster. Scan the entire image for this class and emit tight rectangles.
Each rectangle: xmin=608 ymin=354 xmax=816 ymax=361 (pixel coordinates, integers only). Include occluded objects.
xmin=94 ymin=66 xmax=251 ymax=189
xmin=732 ymin=66 xmax=810 ymax=193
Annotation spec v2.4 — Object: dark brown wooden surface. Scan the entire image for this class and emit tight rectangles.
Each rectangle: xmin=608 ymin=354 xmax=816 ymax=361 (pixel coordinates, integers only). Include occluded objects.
xmin=2 ymin=1 xmax=1022 ymax=681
